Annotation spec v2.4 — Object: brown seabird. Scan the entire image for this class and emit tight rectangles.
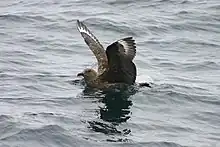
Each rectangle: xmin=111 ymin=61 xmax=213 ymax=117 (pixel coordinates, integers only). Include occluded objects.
xmin=76 ymin=20 xmax=137 ymax=89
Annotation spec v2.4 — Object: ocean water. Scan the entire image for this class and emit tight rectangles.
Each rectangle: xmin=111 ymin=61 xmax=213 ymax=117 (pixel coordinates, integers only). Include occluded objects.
xmin=0 ymin=0 xmax=220 ymax=147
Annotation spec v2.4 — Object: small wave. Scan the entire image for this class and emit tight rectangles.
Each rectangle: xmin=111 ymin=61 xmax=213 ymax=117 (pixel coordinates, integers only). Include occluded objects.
xmin=150 ymin=84 xmax=195 ymax=103
xmin=107 ymin=0 xmax=134 ymax=6
xmin=0 ymin=115 xmax=13 ymax=122
xmin=181 ymin=39 xmax=220 ymax=48
xmin=170 ymin=20 xmax=220 ymax=34
xmin=182 ymin=61 xmax=220 ymax=71
xmin=198 ymin=97 xmax=220 ymax=106
xmin=23 ymin=85 xmax=42 ymax=92
xmin=180 ymin=0 xmax=192 ymax=4
xmin=0 ymin=14 xmax=29 ymax=22
xmin=114 ymin=141 xmax=187 ymax=147
xmin=158 ymin=62 xmax=178 ymax=68
xmin=26 ymin=15 xmax=53 ymax=22
xmin=146 ymin=83 xmax=217 ymax=104
xmin=177 ymin=10 xmax=190 ymax=15
xmin=0 ymin=14 xmax=52 ymax=23
xmin=106 ymin=138 xmax=130 ymax=142
xmin=84 ymin=18 xmax=138 ymax=37
xmin=207 ymin=4 xmax=220 ymax=10
xmin=0 ymin=125 xmax=100 ymax=146
xmin=1 ymin=125 xmax=65 ymax=141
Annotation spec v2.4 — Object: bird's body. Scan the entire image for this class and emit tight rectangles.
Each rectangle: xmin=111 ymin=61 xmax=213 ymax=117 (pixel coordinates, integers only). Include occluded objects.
xmin=76 ymin=20 xmax=137 ymax=89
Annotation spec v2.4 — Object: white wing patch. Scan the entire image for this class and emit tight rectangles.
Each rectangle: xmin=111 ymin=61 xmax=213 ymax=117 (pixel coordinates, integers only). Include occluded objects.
xmin=117 ymin=37 xmax=136 ymax=61
xmin=77 ymin=20 xmax=101 ymax=46
xmin=118 ymin=39 xmax=130 ymax=51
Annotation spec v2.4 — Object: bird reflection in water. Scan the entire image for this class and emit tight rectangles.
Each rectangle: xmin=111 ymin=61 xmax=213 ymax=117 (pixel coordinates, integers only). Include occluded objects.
xmin=82 ymin=86 xmax=137 ymax=138
xmin=99 ymin=91 xmax=133 ymax=124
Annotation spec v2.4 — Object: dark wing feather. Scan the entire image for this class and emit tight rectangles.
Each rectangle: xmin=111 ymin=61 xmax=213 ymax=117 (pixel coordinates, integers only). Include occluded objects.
xmin=77 ymin=20 xmax=108 ymax=75
xmin=102 ymin=41 xmax=137 ymax=84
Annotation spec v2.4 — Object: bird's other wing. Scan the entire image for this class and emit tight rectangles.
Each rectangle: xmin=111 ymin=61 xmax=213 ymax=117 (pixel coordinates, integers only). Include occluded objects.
xmin=77 ymin=20 xmax=108 ymax=75
xmin=117 ymin=37 xmax=136 ymax=61
xmin=103 ymin=41 xmax=137 ymax=84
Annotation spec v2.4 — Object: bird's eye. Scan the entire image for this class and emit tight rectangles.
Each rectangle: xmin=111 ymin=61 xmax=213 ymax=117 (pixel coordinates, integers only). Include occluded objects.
xmin=87 ymin=69 xmax=92 ymax=72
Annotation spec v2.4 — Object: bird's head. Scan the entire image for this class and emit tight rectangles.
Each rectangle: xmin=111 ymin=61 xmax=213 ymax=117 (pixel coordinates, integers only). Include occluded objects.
xmin=77 ymin=68 xmax=97 ymax=82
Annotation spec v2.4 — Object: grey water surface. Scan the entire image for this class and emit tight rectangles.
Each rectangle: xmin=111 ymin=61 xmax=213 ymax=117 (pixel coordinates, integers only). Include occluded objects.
xmin=0 ymin=0 xmax=220 ymax=147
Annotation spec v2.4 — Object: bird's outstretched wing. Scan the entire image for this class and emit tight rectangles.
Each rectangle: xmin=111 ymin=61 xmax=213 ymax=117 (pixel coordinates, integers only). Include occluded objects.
xmin=117 ymin=37 xmax=136 ymax=60
xmin=77 ymin=20 xmax=108 ymax=75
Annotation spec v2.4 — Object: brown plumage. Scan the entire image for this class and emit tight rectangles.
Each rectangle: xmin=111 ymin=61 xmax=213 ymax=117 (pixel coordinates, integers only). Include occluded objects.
xmin=76 ymin=20 xmax=137 ymax=89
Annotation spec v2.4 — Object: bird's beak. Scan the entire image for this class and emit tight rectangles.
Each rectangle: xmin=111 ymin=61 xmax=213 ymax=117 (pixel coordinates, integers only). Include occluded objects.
xmin=77 ymin=72 xmax=84 ymax=77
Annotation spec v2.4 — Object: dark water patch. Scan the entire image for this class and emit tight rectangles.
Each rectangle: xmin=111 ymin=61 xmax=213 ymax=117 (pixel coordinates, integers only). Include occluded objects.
xmin=106 ymin=138 xmax=130 ymax=142
xmin=197 ymin=97 xmax=220 ymax=106
xmin=107 ymin=0 xmax=134 ymax=6
xmin=76 ymin=86 xmax=137 ymax=130
xmin=177 ymin=10 xmax=190 ymax=15
xmin=69 ymin=79 xmax=85 ymax=86
xmin=88 ymin=121 xmax=121 ymax=135
xmin=24 ymin=112 xmax=54 ymax=117
xmin=180 ymin=0 xmax=192 ymax=4
xmin=98 ymin=92 xmax=133 ymax=124
xmin=87 ymin=119 xmax=132 ymax=143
